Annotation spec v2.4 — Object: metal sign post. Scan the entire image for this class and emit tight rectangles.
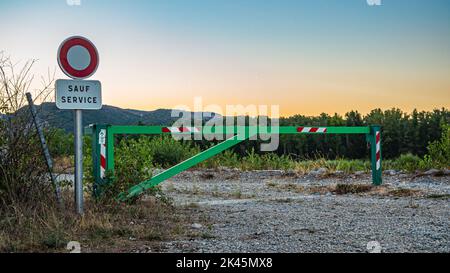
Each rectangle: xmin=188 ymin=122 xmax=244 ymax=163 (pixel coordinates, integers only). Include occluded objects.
xmin=56 ymin=36 xmax=101 ymax=215
xmin=74 ymin=110 xmax=84 ymax=214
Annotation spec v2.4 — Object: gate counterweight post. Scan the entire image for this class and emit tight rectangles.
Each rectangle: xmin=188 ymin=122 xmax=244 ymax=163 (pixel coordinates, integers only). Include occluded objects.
xmin=91 ymin=124 xmax=109 ymax=197
xmin=369 ymin=125 xmax=383 ymax=186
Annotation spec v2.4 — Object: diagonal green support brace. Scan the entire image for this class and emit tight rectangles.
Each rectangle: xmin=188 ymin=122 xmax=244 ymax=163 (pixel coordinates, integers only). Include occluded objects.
xmin=118 ymin=134 xmax=253 ymax=201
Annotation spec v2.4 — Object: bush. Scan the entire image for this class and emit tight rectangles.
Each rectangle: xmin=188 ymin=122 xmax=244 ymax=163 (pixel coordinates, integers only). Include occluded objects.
xmin=392 ymin=154 xmax=422 ymax=172
xmin=420 ymin=124 xmax=450 ymax=170
xmin=91 ymin=136 xmax=199 ymax=200
xmin=145 ymin=136 xmax=199 ymax=168
xmin=239 ymin=149 xmax=294 ymax=171
xmin=202 ymin=150 xmax=240 ymax=169
xmin=0 ymin=54 xmax=57 ymax=207
xmin=334 ymin=159 xmax=370 ymax=173
xmin=47 ymin=128 xmax=74 ymax=157
xmin=114 ymin=138 xmax=155 ymax=195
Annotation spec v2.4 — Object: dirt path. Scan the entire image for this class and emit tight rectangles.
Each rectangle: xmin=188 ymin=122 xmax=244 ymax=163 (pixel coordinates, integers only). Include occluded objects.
xmin=143 ymin=170 xmax=450 ymax=253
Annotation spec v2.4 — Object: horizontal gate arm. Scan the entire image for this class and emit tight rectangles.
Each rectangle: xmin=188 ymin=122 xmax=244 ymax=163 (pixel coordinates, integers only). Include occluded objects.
xmin=109 ymin=126 xmax=164 ymax=135
xmin=109 ymin=126 xmax=279 ymax=136
xmin=107 ymin=126 xmax=370 ymax=136
xmin=118 ymin=133 xmax=253 ymax=201
xmin=281 ymin=126 xmax=370 ymax=134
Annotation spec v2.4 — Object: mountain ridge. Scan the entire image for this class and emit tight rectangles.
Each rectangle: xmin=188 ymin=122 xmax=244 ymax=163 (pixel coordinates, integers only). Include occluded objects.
xmin=28 ymin=103 xmax=219 ymax=132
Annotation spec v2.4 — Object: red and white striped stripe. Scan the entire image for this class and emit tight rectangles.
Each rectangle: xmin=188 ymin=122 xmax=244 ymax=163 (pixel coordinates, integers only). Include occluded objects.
xmin=162 ymin=127 xmax=201 ymax=133
xmin=100 ymin=142 xmax=106 ymax=178
xmin=376 ymin=131 xmax=381 ymax=170
xmin=297 ymin=127 xmax=328 ymax=133
xmin=99 ymin=129 xmax=107 ymax=178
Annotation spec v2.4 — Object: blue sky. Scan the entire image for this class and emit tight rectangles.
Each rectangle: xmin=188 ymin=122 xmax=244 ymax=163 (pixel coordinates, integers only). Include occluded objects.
xmin=1 ymin=0 xmax=449 ymax=115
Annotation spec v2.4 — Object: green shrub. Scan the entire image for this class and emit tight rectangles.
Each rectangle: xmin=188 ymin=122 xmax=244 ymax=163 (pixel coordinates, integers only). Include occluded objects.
xmin=235 ymin=149 xmax=292 ymax=171
xmin=87 ymin=136 xmax=199 ymax=200
xmin=147 ymin=136 xmax=199 ymax=168
xmin=392 ymin=154 xmax=422 ymax=172
xmin=420 ymin=124 xmax=450 ymax=170
xmin=114 ymin=138 xmax=155 ymax=195
xmin=202 ymin=150 xmax=240 ymax=169
xmin=46 ymin=128 xmax=74 ymax=157
xmin=0 ymin=57 xmax=56 ymax=207
xmin=334 ymin=159 xmax=370 ymax=173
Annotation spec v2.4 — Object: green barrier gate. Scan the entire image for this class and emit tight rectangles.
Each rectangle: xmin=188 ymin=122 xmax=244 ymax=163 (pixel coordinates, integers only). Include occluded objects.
xmin=85 ymin=125 xmax=383 ymax=201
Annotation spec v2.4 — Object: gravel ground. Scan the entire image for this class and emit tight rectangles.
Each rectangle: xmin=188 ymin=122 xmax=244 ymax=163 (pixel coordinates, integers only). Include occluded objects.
xmin=152 ymin=169 xmax=450 ymax=253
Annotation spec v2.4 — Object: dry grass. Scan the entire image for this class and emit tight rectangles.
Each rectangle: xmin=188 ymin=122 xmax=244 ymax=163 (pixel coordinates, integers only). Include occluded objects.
xmin=334 ymin=184 xmax=373 ymax=195
xmin=267 ymin=181 xmax=423 ymax=198
xmin=388 ymin=188 xmax=421 ymax=197
xmin=199 ymin=172 xmax=215 ymax=180
xmin=53 ymin=156 xmax=74 ymax=173
xmin=267 ymin=182 xmax=334 ymax=195
xmin=0 ymin=193 xmax=192 ymax=253
xmin=427 ymin=194 xmax=450 ymax=200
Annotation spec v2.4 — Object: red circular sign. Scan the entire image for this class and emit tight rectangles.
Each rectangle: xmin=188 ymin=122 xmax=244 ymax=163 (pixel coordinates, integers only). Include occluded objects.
xmin=57 ymin=36 xmax=99 ymax=79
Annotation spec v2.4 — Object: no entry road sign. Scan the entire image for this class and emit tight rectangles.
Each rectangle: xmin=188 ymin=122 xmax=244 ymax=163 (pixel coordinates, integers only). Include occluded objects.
xmin=56 ymin=35 xmax=102 ymax=215
xmin=57 ymin=36 xmax=99 ymax=80
xmin=55 ymin=79 xmax=102 ymax=110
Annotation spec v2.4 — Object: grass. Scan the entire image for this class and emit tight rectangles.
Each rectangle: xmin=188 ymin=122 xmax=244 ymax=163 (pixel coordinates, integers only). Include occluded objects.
xmin=267 ymin=180 xmax=430 ymax=199
xmin=202 ymin=153 xmax=446 ymax=175
xmin=0 ymin=193 xmax=192 ymax=253
xmin=231 ymin=187 xmax=243 ymax=199
xmin=334 ymin=184 xmax=373 ymax=195
xmin=200 ymin=232 xmax=216 ymax=239
xmin=427 ymin=194 xmax=450 ymax=200
xmin=211 ymin=185 xmax=221 ymax=197
xmin=201 ymin=152 xmax=375 ymax=174
xmin=165 ymin=182 xmax=176 ymax=193
xmin=267 ymin=182 xmax=335 ymax=195
xmin=268 ymin=182 xmax=407 ymax=197
xmin=200 ymin=172 xmax=215 ymax=180
xmin=53 ymin=156 xmax=74 ymax=173
xmin=388 ymin=188 xmax=420 ymax=197
xmin=186 ymin=202 xmax=200 ymax=209
xmin=141 ymin=231 xmax=164 ymax=241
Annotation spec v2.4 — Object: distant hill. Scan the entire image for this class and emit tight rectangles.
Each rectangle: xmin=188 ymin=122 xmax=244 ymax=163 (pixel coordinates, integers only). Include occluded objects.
xmin=28 ymin=103 xmax=218 ymax=132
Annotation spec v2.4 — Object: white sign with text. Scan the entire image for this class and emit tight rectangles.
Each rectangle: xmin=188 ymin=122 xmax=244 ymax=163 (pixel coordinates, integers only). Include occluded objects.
xmin=55 ymin=79 xmax=102 ymax=110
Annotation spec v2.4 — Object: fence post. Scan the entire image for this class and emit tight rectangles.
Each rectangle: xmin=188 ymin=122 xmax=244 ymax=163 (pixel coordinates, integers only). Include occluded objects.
xmin=26 ymin=93 xmax=64 ymax=208
xmin=369 ymin=125 xmax=383 ymax=185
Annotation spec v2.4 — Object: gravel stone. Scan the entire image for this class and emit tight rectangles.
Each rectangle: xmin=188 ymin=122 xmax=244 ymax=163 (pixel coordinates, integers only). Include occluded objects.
xmin=158 ymin=169 xmax=449 ymax=253
xmin=191 ymin=223 xmax=203 ymax=230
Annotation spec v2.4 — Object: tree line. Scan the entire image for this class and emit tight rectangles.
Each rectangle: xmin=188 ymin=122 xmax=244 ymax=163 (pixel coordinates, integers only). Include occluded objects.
xmin=276 ymin=108 xmax=449 ymax=160
xmin=222 ymin=108 xmax=449 ymax=160
xmin=47 ymin=108 xmax=449 ymax=161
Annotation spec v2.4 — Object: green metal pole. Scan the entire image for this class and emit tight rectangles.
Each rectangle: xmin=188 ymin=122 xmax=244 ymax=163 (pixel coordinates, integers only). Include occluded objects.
xmin=369 ymin=125 xmax=383 ymax=185
xmin=92 ymin=124 xmax=109 ymax=197
xmin=106 ymin=125 xmax=115 ymax=176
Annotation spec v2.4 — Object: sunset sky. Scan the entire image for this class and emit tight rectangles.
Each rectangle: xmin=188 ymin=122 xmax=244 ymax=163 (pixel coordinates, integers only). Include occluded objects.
xmin=1 ymin=0 xmax=449 ymax=117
